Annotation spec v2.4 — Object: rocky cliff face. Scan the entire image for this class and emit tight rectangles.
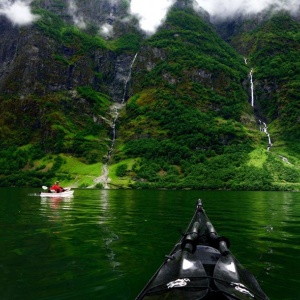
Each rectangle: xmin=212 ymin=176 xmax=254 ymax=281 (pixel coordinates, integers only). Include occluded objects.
xmin=0 ymin=18 xmax=20 ymax=91
xmin=0 ymin=0 xmax=235 ymax=101
xmin=0 ymin=21 xmax=92 ymax=95
xmin=33 ymin=0 xmax=135 ymax=37
xmin=0 ymin=20 xmax=138 ymax=101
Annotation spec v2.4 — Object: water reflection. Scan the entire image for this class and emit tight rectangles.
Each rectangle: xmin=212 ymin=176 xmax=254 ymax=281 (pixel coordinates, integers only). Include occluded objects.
xmin=98 ymin=189 xmax=120 ymax=270
xmin=99 ymin=189 xmax=110 ymax=223
xmin=40 ymin=196 xmax=74 ymax=227
xmin=40 ymin=196 xmax=73 ymax=210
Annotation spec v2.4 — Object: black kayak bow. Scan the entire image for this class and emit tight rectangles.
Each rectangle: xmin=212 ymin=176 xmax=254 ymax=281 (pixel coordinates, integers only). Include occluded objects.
xmin=136 ymin=199 xmax=269 ymax=300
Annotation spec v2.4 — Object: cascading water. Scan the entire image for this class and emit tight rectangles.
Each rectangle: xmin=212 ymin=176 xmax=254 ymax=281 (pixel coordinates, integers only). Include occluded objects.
xmin=121 ymin=53 xmax=138 ymax=104
xmin=106 ymin=53 xmax=138 ymax=163
xmin=93 ymin=53 xmax=138 ymax=188
xmin=259 ymin=121 xmax=272 ymax=150
xmin=249 ymin=69 xmax=254 ymax=107
xmin=246 ymin=60 xmax=272 ymax=151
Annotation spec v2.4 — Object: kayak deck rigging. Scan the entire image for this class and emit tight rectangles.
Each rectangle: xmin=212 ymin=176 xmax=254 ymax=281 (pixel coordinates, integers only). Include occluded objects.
xmin=136 ymin=199 xmax=269 ymax=300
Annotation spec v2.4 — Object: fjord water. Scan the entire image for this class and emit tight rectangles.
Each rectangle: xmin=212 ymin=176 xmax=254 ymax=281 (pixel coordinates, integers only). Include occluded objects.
xmin=0 ymin=188 xmax=299 ymax=300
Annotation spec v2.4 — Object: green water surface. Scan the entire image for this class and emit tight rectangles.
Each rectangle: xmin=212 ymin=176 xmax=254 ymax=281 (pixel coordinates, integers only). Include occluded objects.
xmin=0 ymin=188 xmax=299 ymax=299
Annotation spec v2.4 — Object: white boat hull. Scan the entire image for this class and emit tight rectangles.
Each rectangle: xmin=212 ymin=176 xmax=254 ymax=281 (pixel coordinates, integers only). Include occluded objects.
xmin=40 ymin=190 xmax=74 ymax=197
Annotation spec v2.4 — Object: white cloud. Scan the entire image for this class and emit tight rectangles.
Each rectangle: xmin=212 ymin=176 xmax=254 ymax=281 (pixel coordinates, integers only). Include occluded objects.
xmin=68 ymin=0 xmax=86 ymax=29
xmin=194 ymin=0 xmax=300 ymax=20
xmin=130 ymin=0 xmax=176 ymax=34
xmin=100 ymin=23 xmax=114 ymax=37
xmin=129 ymin=0 xmax=300 ymax=31
xmin=0 ymin=0 xmax=39 ymax=26
xmin=1 ymin=0 xmax=298 ymax=30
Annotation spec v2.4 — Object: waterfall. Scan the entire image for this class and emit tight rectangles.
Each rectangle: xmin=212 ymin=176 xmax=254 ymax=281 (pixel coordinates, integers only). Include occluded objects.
xmin=121 ymin=53 xmax=138 ymax=104
xmin=108 ymin=52 xmax=138 ymax=159
xmin=259 ymin=121 xmax=272 ymax=151
xmin=249 ymin=69 xmax=254 ymax=107
xmin=278 ymin=155 xmax=291 ymax=164
xmin=94 ymin=53 xmax=138 ymax=188
xmin=246 ymin=59 xmax=273 ymax=151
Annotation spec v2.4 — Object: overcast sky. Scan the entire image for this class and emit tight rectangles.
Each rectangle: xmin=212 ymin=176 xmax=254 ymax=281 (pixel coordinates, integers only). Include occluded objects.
xmin=1 ymin=0 xmax=299 ymax=31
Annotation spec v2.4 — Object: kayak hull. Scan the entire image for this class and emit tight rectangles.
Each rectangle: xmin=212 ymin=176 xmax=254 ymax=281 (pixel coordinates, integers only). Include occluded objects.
xmin=40 ymin=190 xmax=74 ymax=197
xmin=136 ymin=199 xmax=269 ymax=300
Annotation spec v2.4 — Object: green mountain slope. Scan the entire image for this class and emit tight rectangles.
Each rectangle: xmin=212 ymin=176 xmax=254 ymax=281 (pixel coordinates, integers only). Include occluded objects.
xmin=228 ymin=12 xmax=300 ymax=188
xmin=0 ymin=6 xmax=142 ymax=188
xmin=1 ymin=4 xmax=300 ymax=190
xmin=114 ymin=8 xmax=299 ymax=190
xmin=231 ymin=13 xmax=300 ymax=137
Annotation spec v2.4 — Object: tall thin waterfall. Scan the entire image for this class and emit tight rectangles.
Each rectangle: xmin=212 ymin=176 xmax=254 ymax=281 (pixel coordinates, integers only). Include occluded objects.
xmin=108 ymin=53 xmax=138 ymax=159
xmin=94 ymin=53 xmax=138 ymax=188
xmin=249 ymin=69 xmax=254 ymax=107
xmin=121 ymin=53 xmax=138 ymax=104
xmin=246 ymin=59 xmax=272 ymax=151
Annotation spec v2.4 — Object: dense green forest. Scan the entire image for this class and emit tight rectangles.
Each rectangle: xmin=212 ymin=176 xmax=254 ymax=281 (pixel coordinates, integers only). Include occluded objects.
xmin=1 ymin=4 xmax=300 ymax=190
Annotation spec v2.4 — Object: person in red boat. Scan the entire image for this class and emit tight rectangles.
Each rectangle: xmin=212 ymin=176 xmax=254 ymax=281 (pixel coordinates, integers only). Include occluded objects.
xmin=50 ymin=181 xmax=64 ymax=193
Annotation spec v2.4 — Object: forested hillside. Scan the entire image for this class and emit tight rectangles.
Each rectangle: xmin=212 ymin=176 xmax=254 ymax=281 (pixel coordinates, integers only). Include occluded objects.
xmin=230 ymin=13 xmax=300 ymax=140
xmin=0 ymin=0 xmax=300 ymax=190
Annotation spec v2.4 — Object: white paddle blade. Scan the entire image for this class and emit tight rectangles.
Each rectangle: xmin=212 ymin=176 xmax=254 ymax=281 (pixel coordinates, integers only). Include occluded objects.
xmin=42 ymin=186 xmax=48 ymax=190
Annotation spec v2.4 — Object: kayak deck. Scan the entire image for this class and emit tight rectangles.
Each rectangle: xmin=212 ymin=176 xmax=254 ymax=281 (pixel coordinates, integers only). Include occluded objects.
xmin=136 ymin=199 xmax=269 ymax=300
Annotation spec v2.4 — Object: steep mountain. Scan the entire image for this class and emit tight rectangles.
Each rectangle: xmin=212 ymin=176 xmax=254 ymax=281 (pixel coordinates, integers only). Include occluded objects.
xmin=116 ymin=7 xmax=255 ymax=189
xmin=229 ymin=13 xmax=300 ymax=138
xmin=215 ymin=11 xmax=300 ymax=188
xmin=1 ymin=0 xmax=300 ymax=190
